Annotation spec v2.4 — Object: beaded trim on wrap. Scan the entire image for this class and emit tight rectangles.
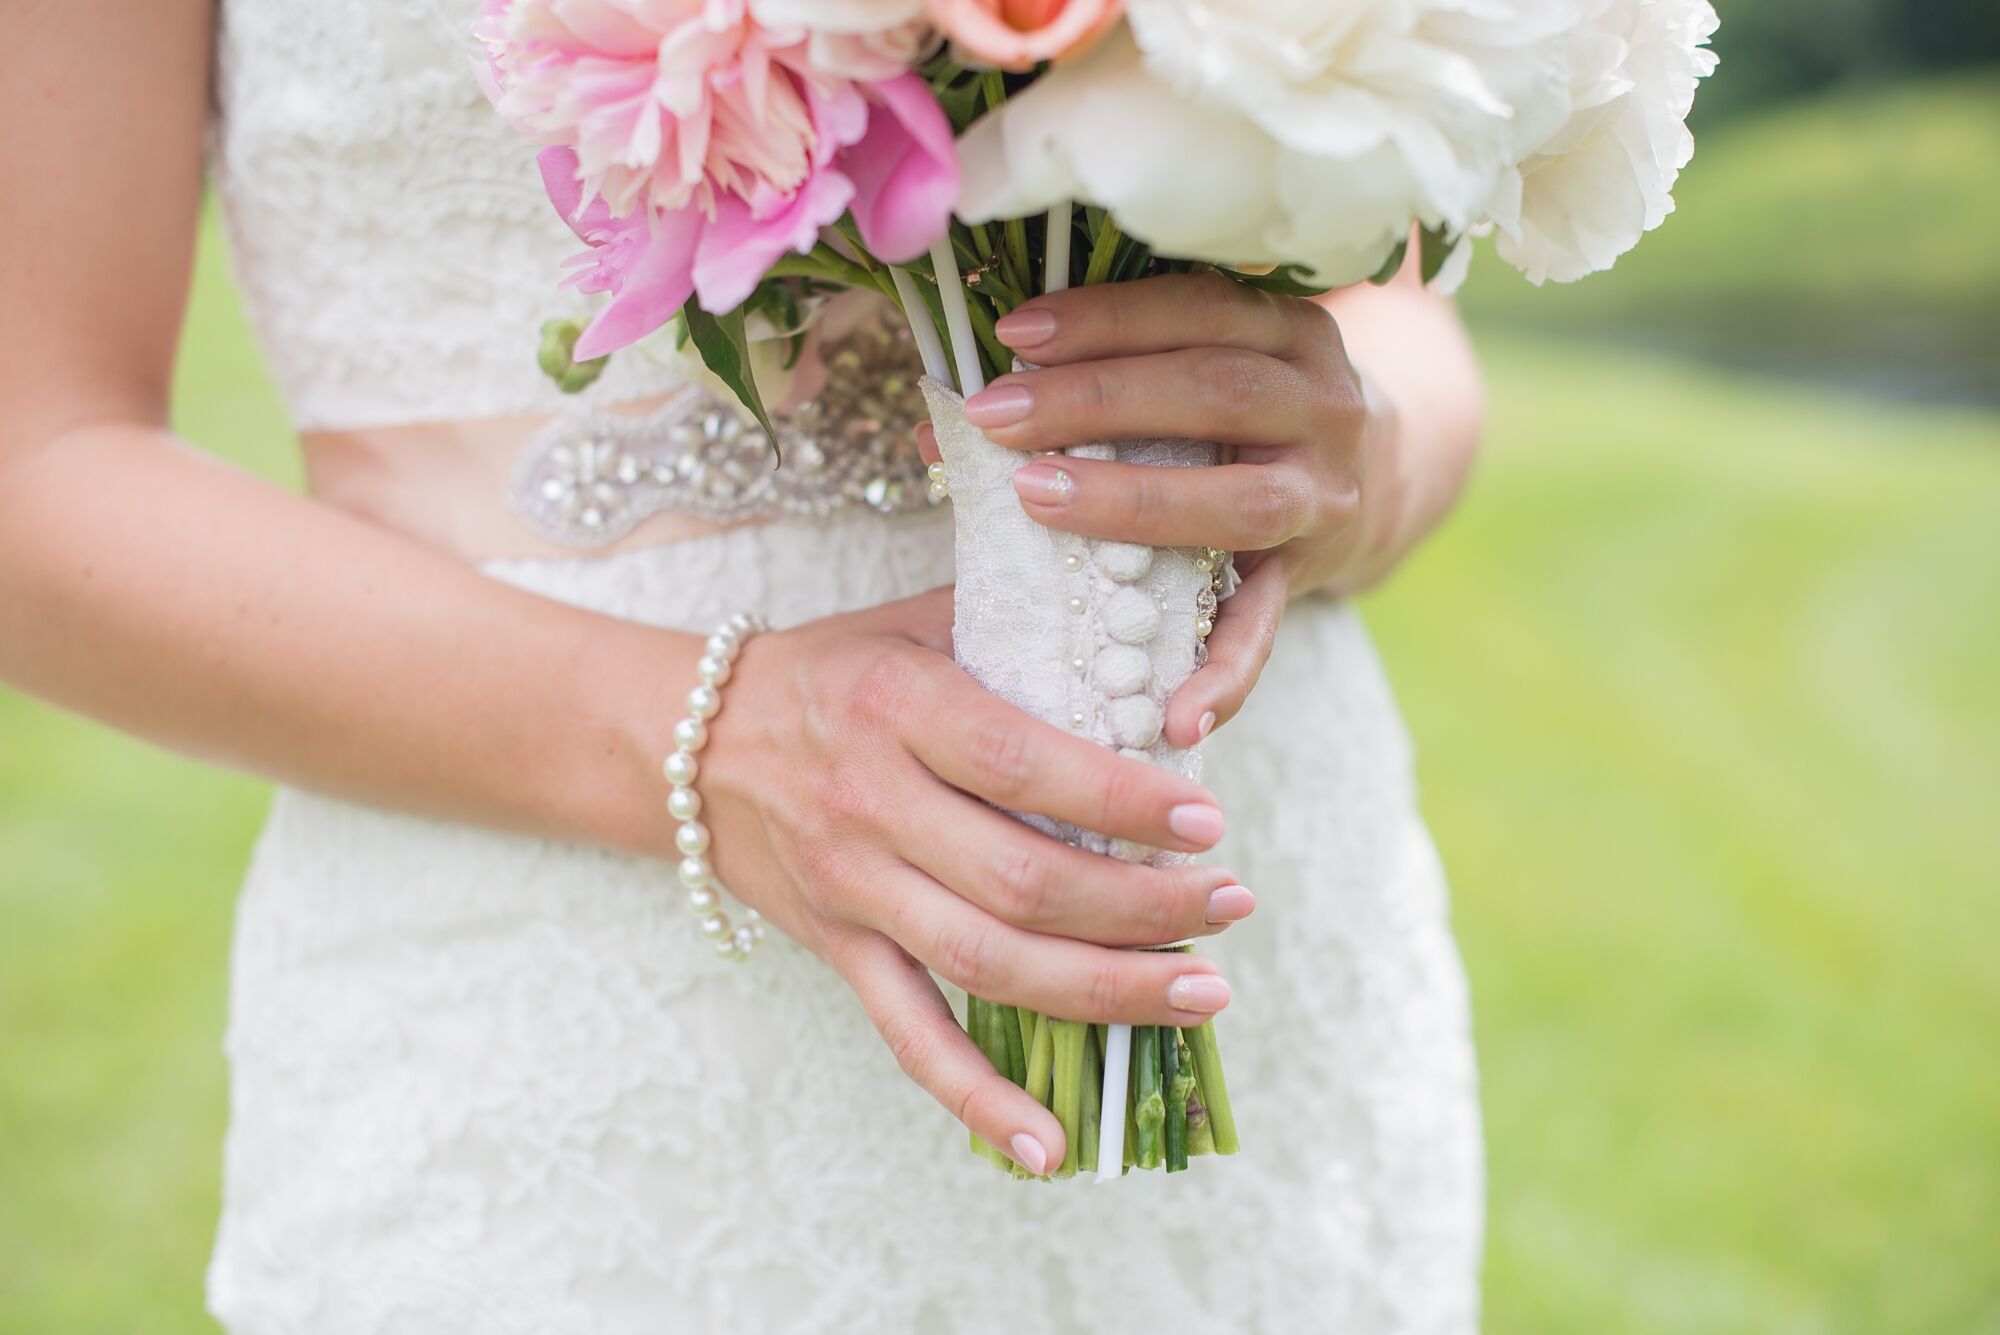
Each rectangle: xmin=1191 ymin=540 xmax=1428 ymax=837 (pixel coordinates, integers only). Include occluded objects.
xmin=509 ymin=323 xmax=940 ymax=548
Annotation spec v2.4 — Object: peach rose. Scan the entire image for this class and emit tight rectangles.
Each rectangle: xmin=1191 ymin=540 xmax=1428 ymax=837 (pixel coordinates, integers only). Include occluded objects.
xmin=925 ymin=0 xmax=1125 ymax=71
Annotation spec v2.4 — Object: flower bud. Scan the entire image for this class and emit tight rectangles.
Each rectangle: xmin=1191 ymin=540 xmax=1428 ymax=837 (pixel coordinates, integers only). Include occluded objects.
xmin=537 ymin=317 xmax=609 ymax=394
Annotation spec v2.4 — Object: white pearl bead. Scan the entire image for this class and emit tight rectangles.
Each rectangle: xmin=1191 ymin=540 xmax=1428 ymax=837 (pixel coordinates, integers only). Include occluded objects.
xmin=1062 ymin=553 xmax=1084 ymax=573
xmin=715 ymin=937 xmax=745 ymax=961
xmin=696 ymin=655 xmax=732 ymax=687
xmin=1094 ymin=541 xmax=1154 ymax=583
xmin=688 ymin=685 xmax=721 ymax=720
xmin=687 ymin=885 xmax=720 ymax=915
xmin=1103 ymin=586 xmax=1163 ymax=645
xmin=732 ymin=925 xmax=758 ymax=955
xmin=699 ymin=914 xmax=731 ymax=941
xmin=1108 ymin=695 xmax=1165 ymax=749
xmin=664 ymin=751 xmax=699 ymax=787
xmin=667 ymin=787 xmax=702 ymax=822
xmin=1196 ymin=617 xmax=1215 ymax=638
xmin=676 ymin=820 xmax=712 ymax=856
xmin=1071 ymin=657 xmax=1087 ymax=673
xmin=728 ymin=612 xmax=756 ymax=634
xmin=1095 ymin=644 xmax=1152 ymax=697
xmin=678 ymin=855 xmax=712 ymax=889
xmin=1067 ymin=596 xmax=1086 ymax=614
xmin=705 ymin=633 xmax=738 ymax=661
xmin=674 ymin=717 xmax=709 ymax=753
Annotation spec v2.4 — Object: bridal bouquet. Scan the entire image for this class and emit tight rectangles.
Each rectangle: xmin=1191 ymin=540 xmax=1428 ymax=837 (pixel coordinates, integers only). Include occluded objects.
xmin=479 ymin=0 xmax=1717 ymax=1179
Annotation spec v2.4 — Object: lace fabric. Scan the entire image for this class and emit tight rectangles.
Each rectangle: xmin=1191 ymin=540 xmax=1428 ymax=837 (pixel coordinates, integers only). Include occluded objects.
xmin=205 ymin=2 xmax=1483 ymax=1328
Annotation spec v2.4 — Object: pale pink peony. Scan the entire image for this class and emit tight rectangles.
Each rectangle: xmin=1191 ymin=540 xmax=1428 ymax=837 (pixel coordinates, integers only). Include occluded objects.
xmin=925 ymin=0 xmax=1124 ymax=71
xmin=481 ymin=0 xmax=957 ymax=359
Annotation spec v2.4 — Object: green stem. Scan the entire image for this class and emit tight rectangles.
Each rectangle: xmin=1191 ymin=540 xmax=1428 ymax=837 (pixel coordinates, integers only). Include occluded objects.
xmin=1083 ymin=214 xmax=1124 ymax=286
xmin=999 ymin=1004 xmax=1028 ymax=1087
xmin=1016 ymin=1007 xmax=1039 ymax=1063
xmin=966 ymin=998 xmax=1011 ymax=1168
xmin=1078 ymin=1021 xmax=1102 ymax=1176
xmin=1163 ymin=1029 xmax=1192 ymax=1173
xmin=1025 ymin=1012 xmax=1054 ymax=1107
xmin=1183 ymin=1018 xmax=1239 ymax=1156
xmin=1051 ymin=1020 xmax=1088 ymax=1178
xmin=1133 ymin=1026 xmax=1165 ymax=1170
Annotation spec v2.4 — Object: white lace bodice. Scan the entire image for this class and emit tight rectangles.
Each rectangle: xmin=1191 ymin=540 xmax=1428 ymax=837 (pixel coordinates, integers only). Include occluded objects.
xmin=211 ymin=0 xmax=685 ymax=431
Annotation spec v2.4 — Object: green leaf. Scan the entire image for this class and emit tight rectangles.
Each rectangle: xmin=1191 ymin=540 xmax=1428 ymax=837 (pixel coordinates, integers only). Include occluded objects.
xmin=1233 ymin=263 xmax=1338 ymax=298
xmin=680 ymin=300 xmax=779 ymax=458
xmin=1418 ymin=224 xmax=1459 ymax=286
xmin=1367 ymin=241 xmax=1411 ymax=286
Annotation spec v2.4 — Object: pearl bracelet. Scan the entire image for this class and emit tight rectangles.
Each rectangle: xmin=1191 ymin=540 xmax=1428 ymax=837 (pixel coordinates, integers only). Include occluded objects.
xmin=666 ymin=612 xmax=770 ymax=964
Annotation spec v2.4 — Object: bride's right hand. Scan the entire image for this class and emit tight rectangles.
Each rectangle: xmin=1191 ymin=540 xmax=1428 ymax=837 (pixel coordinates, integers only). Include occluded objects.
xmin=693 ymin=586 xmax=1250 ymax=1172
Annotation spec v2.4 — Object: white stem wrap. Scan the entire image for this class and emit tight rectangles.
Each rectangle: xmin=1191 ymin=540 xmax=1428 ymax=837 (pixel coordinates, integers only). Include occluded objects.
xmin=921 ymin=381 xmax=1218 ymax=840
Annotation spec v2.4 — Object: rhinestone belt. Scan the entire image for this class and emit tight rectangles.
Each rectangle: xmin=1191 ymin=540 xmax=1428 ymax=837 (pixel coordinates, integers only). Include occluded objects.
xmin=510 ymin=323 xmax=940 ymax=548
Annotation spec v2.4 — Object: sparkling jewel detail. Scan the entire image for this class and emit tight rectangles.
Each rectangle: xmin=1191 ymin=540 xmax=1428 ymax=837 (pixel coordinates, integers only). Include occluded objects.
xmin=664 ymin=612 xmax=772 ymax=964
xmin=512 ymin=323 xmax=940 ymax=548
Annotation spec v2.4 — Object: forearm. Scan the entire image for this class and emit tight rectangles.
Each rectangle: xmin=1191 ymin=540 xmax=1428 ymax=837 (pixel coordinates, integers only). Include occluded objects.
xmin=1315 ymin=271 xmax=1486 ymax=597
xmin=0 ymin=422 xmax=690 ymax=858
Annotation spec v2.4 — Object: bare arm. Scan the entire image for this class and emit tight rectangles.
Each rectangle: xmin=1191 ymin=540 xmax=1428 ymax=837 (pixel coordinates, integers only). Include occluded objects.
xmin=0 ymin=0 xmax=1254 ymax=1172
xmin=0 ymin=0 xmax=692 ymax=857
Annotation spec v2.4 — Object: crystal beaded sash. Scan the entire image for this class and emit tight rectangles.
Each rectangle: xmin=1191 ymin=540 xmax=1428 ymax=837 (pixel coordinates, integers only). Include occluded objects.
xmin=509 ymin=325 xmax=939 ymax=547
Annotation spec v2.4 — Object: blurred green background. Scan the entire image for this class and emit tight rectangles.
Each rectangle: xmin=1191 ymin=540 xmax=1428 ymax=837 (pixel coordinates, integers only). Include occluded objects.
xmin=3 ymin=9 xmax=1998 ymax=1334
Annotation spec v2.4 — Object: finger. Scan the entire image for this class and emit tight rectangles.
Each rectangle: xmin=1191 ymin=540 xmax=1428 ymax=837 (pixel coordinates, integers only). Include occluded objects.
xmin=905 ymin=657 xmax=1228 ymax=852
xmin=835 ymin=929 xmax=1065 ymax=1175
xmin=993 ymin=271 xmax=1332 ymax=365
xmin=1008 ymin=453 xmax=1324 ymax=552
xmin=870 ymin=865 xmax=1234 ymax=1027
xmin=895 ymin=783 xmax=1253 ymax=945
xmin=1166 ymin=554 xmax=1289 ymax=748
xmin=914 ymin=420 xmax=940 ymax=467
xmin=963 ymin=348 xmax=1321 ymax=453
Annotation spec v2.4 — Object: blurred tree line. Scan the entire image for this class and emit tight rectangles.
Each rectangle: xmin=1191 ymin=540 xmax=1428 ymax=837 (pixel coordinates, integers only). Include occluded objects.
xmin=1701 ymin=0 xmax=2000 ymax=122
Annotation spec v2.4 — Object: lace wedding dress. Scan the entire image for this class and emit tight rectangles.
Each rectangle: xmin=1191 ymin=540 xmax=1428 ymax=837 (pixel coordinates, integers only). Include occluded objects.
xmin=204 ymin=3 xmax=1484 ymax=1331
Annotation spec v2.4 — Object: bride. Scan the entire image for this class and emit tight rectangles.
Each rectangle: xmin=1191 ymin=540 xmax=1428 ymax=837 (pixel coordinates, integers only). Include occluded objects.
xmin=2 ymin=2 xmax=1487 ymax=1331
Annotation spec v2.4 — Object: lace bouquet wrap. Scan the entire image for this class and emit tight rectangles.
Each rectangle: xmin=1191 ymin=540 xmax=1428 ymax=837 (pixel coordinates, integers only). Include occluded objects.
xmin=481 ymin=0 xmax=1718 ymax=1176
xmin=926 ymin=376 xmax=1240 ymax=1175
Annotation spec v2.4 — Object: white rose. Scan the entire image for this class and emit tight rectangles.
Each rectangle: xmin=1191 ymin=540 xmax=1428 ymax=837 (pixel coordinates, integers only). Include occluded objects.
xmin=1491 ymin=0 xmax=1720 ymax=284
xmin=958 ymin=0 xmax=1584 ymax=288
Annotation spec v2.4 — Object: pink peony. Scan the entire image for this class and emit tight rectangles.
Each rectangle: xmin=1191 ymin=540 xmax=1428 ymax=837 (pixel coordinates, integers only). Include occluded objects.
xmin=481 ymin=0 xmax=958 ymax=358
xmin=924 ymin=0 xmax=1123 ymax=72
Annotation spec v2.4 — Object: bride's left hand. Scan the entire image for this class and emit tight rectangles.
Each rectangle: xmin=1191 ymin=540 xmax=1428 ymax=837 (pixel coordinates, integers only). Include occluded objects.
xmin=940 ymin=272 xmax=1394 ymax=748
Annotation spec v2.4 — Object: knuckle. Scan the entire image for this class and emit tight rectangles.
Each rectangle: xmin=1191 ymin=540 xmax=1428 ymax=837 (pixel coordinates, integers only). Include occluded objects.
xmin=880 ymin=1012 xmax=938 ymax=1081
xmin=932 ymin=920 xmax=997 ymax=994
xmin=1135 ymin=876 xmax=1186 ymax=942
xmin=993 ymin=845 xmax=1056 ymax=925
xmin=965 ymin=714 xmax=1035 ymax=801
xmin=1094 ymin=758 xmax=1149 ymax=835
xmin=850 ymin=652 xmax=916 ymax=728
xmin=793 ymin=838 xmax=858 ymax=911
xmin=1085 ymin=959 xmax=1130 ymax=1019
xmin=1197 ymin=350 xmax=1265 ymax=411
xmin=1246 ymin=469 xmax=1310 ymax=544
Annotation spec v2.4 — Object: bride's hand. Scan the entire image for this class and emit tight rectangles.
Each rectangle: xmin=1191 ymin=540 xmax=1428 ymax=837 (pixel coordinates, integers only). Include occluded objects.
xmin=952 ymin=272 xmax=1392 ymax=748
xmin=692 ymin=587 xmax=1250 ymax=1172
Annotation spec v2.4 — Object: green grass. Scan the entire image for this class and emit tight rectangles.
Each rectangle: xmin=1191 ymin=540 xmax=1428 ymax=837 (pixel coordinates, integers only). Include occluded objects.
xmin=5 ymin=108 xmax=2000 ymax=1332
xmin=1461 ymin=71 xmax=2000 ymax=401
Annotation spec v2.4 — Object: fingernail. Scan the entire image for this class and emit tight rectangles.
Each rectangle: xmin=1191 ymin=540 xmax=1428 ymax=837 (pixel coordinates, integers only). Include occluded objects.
xmin=1010 ymin=1132 xmax=1049 ymax=1175
xmin=1198 ymin=711 xmax=1218 ymax=741
xmin=1012 ymin=461 xmax=1076 ymax=506
xmin=1167 ymin=802 xmax=1226 ymax=847
xmin=1206 ymin=885 xmax=1256 ymax=924
xmin=965 ymin=383 xmax=1034 ymax=428
xmin=995 ymin=307 xmax=1058 ymax=348
xmin=1168 ymin=974 xmax=1232 ymax=1014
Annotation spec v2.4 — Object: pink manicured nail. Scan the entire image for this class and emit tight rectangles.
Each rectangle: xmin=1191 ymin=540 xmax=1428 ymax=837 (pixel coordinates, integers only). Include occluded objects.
xmin=1198 ymin=711 xmax=1218 ymax=741
xmin=1012 ymin=461 xmax=1076 ymax=506
xmin=1206 ymin=885 xmax=1256 ymax=924
xmin=1168 ymin=974 xmax=1232 ymax=1014
xmin=965 ymin=383 xmax=1034 ymax=428
xmin=1010 ymin=1133 xmax=1049 ymax=1175
xmin=995 ymin=307 xmax=1058 ymax=348
xmin=1167 ymin=802 xmax=1226 ymax=847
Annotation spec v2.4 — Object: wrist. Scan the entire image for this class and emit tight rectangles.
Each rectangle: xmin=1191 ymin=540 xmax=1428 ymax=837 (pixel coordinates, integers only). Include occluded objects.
xmin=567 ymin=616 xmax=705 ymax=860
